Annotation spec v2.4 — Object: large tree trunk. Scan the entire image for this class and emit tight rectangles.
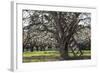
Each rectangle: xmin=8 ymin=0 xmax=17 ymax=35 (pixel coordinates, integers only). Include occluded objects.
xmin=59 ymin=43 xmax=69 ymax=60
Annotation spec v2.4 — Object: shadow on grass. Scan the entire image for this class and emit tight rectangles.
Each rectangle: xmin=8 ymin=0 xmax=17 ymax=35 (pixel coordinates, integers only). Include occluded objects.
xmin=23 ymin=55 xmax=91 ymax=63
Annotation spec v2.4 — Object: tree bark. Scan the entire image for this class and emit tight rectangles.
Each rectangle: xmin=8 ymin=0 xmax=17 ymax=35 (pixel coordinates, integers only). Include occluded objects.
xmin=59 ymin=43 xmax=69 ymax=60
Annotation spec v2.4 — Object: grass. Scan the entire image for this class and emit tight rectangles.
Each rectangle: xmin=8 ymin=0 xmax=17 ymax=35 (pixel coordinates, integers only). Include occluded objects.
xmin=23 ymin=51 xmax=59 ymax=57
xmin=23 ymin=50 xmax=91 ymax=63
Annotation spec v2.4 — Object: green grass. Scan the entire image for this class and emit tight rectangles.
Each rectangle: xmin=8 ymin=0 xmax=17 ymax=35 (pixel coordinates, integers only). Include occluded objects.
xmin=23 ymin=51 xmax=60 ymax=57
xmin=23 ymin=50 xmax=91 ymax=63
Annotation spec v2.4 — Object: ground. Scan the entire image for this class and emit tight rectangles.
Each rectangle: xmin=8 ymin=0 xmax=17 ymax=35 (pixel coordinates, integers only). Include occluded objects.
xmin=23 ymin=50 xmax=91 ymax=63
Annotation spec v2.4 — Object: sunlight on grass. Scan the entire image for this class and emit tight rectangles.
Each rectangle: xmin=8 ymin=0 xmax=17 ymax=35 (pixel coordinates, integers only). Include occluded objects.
xmin=23 ymin=51 xmax=59 ymax=57
xmin=23 ymin=50 xmax=91 ymax=63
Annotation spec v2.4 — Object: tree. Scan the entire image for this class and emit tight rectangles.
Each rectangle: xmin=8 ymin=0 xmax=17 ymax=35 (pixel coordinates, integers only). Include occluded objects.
xmin=22 ymin=10 xmax=91 ymax=60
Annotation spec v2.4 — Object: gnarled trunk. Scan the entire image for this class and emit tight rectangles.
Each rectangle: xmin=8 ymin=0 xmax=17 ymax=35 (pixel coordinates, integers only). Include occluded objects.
xmin=59 ymin=43 xmax=69 ymax=60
